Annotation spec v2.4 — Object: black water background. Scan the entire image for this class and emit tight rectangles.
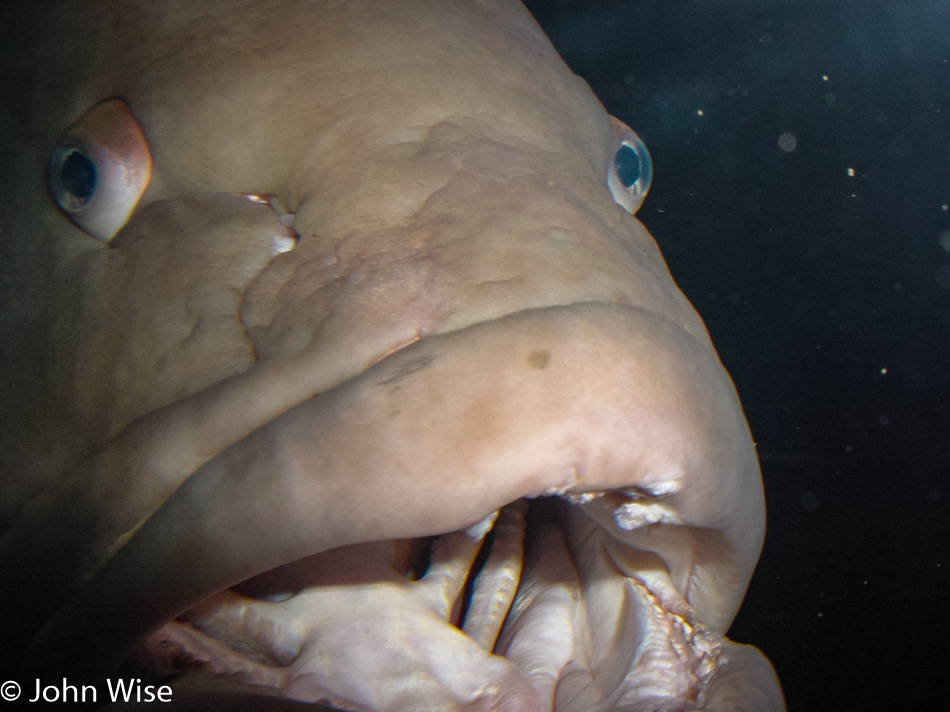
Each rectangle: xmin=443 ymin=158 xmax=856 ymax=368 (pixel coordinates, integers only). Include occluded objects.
xmin=524 ymin=1 xmax=950 ymax=709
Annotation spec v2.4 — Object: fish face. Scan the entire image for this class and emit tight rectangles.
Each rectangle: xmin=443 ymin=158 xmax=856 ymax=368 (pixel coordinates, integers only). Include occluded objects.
xmin=0 ymin=1 xmax=784 ymax=710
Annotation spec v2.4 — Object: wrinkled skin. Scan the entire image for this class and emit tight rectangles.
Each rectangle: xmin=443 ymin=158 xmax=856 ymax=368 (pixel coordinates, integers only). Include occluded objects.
xmin=0 ymin=1 xmax=784 ymax=710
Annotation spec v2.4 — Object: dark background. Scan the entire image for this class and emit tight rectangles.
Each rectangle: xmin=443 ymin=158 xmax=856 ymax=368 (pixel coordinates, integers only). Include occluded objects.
xmin=524 ymin=1 xmax=950 ymax=710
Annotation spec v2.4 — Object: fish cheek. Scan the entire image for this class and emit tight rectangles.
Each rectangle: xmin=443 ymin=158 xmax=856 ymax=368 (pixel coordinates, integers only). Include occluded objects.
xmin=59 ymin=195 xmax=286 ymax=441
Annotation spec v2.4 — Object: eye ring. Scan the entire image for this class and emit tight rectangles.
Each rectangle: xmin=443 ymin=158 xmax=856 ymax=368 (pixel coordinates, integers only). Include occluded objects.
xmin=607 ymin=117 xmax=652 ymax=215
xmin=47 ymin=98 xmax=153 ymax=242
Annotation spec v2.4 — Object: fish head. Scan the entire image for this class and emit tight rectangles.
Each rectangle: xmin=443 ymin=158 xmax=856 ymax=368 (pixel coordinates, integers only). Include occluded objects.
xmin=0 ymin=1 xmax=784 ymax=710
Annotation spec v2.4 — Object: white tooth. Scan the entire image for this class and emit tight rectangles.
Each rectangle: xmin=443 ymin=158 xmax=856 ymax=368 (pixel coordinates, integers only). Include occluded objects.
xmin=609 ymin=486 xmax=682 ymax=531
xmin=562 ymin=491 xmax=602 ymax=505
xmin=612 ymin=501 xmax=682 ymax=530
xmin=462 ymin=500 xmax=527 ymax=651
xmin=640 ymin=480 xmax=679 ymax=497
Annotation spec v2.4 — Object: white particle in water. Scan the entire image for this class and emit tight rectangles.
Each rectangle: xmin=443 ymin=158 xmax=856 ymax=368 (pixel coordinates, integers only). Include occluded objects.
xmin=778 ymin=132 xmax=798 ymax=152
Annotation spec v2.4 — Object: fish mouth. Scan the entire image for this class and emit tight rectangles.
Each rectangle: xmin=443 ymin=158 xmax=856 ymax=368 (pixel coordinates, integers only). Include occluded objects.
xmin=130 ymin=499 xmax=719 ymax=712
xmin=20 ymin=302 xmax=764 ymax=711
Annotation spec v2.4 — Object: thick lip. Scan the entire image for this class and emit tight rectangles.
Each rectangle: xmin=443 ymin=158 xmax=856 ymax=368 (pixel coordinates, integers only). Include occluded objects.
xmin=16 ymin=301 xmax=763 ymax=685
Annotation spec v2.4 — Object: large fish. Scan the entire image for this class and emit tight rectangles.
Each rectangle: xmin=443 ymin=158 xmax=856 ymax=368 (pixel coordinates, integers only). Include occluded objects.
xmin=0 ymin=1 xmax=784 ymax=710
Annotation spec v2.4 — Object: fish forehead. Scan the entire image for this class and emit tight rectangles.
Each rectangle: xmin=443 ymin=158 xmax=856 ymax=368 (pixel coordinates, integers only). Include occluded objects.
xmin=16 ymin=0 xmax=613 ymax=194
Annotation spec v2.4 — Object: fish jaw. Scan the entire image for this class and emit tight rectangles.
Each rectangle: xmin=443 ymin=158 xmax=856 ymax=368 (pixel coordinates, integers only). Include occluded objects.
xmin=14 ymin=303 xmax=776 ymax=711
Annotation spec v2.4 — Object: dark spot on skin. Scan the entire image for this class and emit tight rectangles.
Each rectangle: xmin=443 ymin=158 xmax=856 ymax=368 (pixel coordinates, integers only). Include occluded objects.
xmin=527 ymin=349 xmax=551 ymax=370
xmin=376 ymin=353 xmax=437 ymax=387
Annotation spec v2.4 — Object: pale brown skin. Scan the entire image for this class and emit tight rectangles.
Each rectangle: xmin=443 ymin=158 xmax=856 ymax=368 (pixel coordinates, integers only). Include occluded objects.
xmin=0 ymin=1 xmax=784 ymax=709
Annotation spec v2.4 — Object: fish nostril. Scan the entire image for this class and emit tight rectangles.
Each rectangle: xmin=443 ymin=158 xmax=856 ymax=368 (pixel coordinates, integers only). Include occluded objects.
xmin=241 ymin=193 xmax=299 ymax=254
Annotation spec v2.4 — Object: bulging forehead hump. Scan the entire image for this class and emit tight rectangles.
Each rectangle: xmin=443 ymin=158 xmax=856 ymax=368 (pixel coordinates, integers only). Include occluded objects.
xmin=20 ymin=0 xmax=613 ymax=193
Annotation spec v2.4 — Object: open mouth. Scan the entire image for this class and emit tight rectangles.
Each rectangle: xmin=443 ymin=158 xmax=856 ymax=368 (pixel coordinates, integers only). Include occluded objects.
xmin=133 ymin=496 xmax=722 ymax=712
xmin=17 ymin=303 xmax=765 ymax=711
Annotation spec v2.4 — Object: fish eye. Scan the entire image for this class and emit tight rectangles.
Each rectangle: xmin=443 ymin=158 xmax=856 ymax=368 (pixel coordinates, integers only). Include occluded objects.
xmin=607 ymin=117 xmax=652 ymax=215
xmin=47 ymin=98 xmax=152 ymax=242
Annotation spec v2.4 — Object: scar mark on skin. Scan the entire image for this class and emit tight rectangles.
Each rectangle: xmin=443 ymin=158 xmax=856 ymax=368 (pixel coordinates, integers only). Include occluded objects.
xmin=377 ymin=353 xmax=437 ymax=387
xmin=526 ymin=349 xmax=551 ymax=370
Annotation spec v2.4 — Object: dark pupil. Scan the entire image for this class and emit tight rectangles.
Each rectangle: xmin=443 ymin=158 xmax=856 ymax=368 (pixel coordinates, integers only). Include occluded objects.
xmin=61 ymin=150 xmax=97 ymax=204
xmin=614 ymin=145 xmax=641 ymax=188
